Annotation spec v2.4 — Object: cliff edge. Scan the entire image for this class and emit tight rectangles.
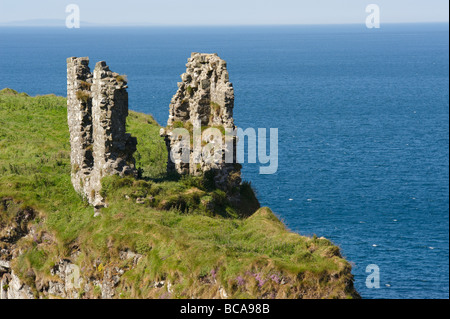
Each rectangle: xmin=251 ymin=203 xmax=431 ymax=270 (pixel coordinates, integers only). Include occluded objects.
xmin=0 ymin=82 xmax=359 ymax=298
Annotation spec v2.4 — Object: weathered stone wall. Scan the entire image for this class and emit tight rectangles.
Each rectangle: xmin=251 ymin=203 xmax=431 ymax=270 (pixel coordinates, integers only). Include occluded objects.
xmin=68 ymin=54 xmax=240 ymax=202
xmin=90 ymin=61 xmax=137 ymax=205
xmin=67 ymin=57 xmax=136 ymax=208
xmin=161 ymin=53 xmax=241 ymax=191
xmin=67 ymin=57 xmax=94 ymax=198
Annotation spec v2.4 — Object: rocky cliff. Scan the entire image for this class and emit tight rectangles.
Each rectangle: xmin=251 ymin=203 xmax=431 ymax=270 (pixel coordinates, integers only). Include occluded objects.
xmin=0 ymin=55 xmax=360 ymax=299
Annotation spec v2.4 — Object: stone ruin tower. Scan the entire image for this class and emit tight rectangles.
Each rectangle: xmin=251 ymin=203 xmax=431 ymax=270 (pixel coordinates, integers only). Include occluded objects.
xmin=67 ymin=57 xmax=137 ymax=209
xmin=160 ymin=53 xmax=241 ymax=191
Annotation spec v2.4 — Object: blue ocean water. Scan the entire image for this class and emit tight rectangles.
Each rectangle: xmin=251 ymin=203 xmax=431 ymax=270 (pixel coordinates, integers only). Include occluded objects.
xmin=0 ymin=24 xmax=448 ymax=299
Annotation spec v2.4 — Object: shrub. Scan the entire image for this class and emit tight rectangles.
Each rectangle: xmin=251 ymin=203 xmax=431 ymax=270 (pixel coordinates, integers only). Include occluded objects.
xmin=172 ymin=121 xmax=185 ymax=129
xmin=80 ymin=81 xmax=91 ymax=91
xmin=115 ymin=74 xmax=127 ymax=83
xmin=76 ymin=90 xmax=90 ymax=103
xmin=238 ymin=181 xmax=261 ymax=217
xmin=210 ymin=101 xmax=221 ymax=115
xmin=0 ymin=88 xmax=19 ymax=95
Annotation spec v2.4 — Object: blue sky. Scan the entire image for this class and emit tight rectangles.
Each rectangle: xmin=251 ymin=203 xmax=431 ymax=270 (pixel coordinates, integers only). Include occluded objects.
xmin=0 ymin=0 xmax=448 ymax=25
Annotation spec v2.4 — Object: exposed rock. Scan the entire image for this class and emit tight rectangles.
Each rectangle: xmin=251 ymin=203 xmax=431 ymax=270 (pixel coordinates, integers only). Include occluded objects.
xmin=3 ymin=271 xmax=34 ymax=299
xmin=219 ymin=286 xmax=228 ymax=299
xmin=0 ymin=200 xmax=36 ymax=299
xmin=0 ymin=199 xmax=129 ymax=300
xmin=0 ymin=260 xmax=10 ymax=272
xmin=119 ymin=249 xmax=142 ymax=266
xmin=48 ymin=259 xmax=83 ymax=299
xmin=101 ymin=268 xmax=121 ymax=299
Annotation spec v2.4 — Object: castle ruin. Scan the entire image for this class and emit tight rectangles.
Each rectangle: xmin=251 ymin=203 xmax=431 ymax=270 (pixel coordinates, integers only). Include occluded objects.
xmin=67 ymin=57 xmax=137 ymax=209
xmin=67 ymin=53 xmax=242 ymax=209
xmin=160 ymin=53 xmax=242 ymax=191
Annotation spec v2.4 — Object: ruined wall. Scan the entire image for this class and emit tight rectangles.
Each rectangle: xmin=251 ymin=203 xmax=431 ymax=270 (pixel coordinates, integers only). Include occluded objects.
xmin=67 ymin=57 xmax=137 ymax=208
xmin=67 ymin=54 xmax=240 ymax=203
xmin=161 ymin=53 xmax=241 ymax=191
xmin=67 ymin=57 xmax=94 ymax=198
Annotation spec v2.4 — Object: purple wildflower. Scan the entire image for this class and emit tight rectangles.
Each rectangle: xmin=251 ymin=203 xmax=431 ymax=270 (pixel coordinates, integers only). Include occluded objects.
xmin=270 ymin=274 xmax=280 ymax=284
xmin=254 ymin=273 xmax=267 ymax=287
xmin=236 ymin=276 xmax=245 ymax=286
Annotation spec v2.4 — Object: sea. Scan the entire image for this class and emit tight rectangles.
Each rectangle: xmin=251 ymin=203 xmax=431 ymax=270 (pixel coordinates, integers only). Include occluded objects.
xmin=0 ymin=23 xmax=448 ymax=299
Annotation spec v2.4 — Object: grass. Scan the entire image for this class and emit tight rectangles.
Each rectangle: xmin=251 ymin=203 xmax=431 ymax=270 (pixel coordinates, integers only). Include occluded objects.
xmin=75 ymin=90 xmax=90 ymax=103
xmin=79 ymin=81 xmax=92 ymax=91
xmin=210 ymin=101 xmax=221 ymax=116
xmin=115 ymin=74 xmax=127 ymax=83
xmin=0 ymin=88 xmax=359 ymax=299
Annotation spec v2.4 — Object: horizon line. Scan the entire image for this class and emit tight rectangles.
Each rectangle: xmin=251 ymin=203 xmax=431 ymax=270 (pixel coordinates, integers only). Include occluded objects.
xmin=0 ymin=20 xmax=448 ymax=28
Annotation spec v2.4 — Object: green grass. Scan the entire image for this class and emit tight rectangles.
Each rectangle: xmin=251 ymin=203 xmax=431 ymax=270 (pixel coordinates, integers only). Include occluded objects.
xmin=210 ymin=101 xmax=221 ymax=116
xmin=0 ymin=88 xmax=359 ymax=299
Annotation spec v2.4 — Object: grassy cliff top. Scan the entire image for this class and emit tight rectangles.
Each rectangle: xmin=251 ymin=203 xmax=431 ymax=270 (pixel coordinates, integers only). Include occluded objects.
xmin=0 ymin=88 xmax=359 ymax=299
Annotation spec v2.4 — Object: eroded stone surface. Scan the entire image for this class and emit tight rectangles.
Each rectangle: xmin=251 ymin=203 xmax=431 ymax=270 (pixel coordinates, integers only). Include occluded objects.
xmin=66 ymin=57 xmax=137 ymax=207
xmin=0 ymin=200 xmax=142 ymax=300
xmin=0 ymin=200 xmax=35 ymax=299
xmin=66 ymin=57 xmax=94 ymax=198
xmin=161 ymin=53 xmax=241 ymax=191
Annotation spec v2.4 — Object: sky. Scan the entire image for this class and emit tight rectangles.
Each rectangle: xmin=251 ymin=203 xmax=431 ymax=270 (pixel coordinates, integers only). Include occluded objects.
xmin=0 ymin=0 xmax=448 ymax=26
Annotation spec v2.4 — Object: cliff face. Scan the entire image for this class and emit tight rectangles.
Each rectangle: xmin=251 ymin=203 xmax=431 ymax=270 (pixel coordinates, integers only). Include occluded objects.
xmin=0 ymin=197 xmax=359 ymax=300
xmin=0 ymin=199 xmax=141 ymax=299
xmin=0 ymin=199 xmax=35 ymax=299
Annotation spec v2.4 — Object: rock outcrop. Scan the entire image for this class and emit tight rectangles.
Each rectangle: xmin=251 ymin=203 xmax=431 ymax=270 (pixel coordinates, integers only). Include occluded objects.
xmin=0 ymin=198 xmax=140 ymax=299
xmin=161 ymin=53 xmax=241 ymax=192
xmin=67 ymin=57 xmax=137 ymax=209
xmin=0 ymin=198 xmax=35 ymax=299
